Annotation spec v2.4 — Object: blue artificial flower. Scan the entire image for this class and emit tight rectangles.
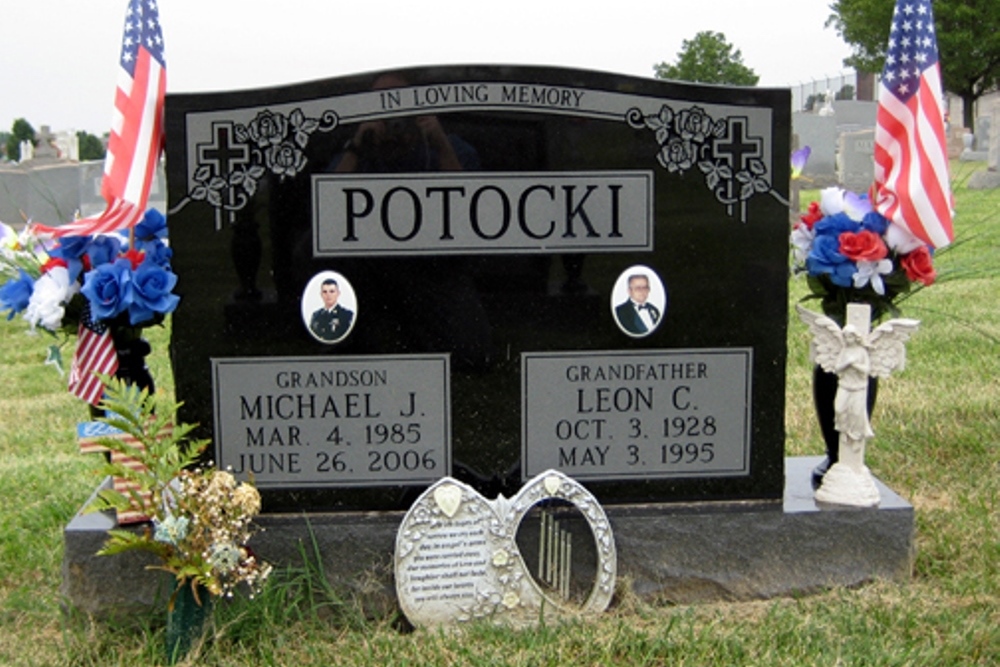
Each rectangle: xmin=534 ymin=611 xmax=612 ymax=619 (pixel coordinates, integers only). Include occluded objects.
xmin=53 ymin=235 xmax=91 ymax=260
xmin=861 ymin=211 xmax=890 ymax=236
xmin=806 ymin=234 xmax=856 ymax=288
xmin=86 ymin=235 xmax=123 ymax=268
xmin=136 ymin=238 xmax=173 ymax=268
xmin=50 ymin=236 xmax=92 ymax=282
xmin=135 ymin=209 xmax=168 ymax=242
xmin=0 ymin=269 xmax=35 ymax=319
xmin=813 ymin=212 xmax=861 ymax=238
xmin=128 ymin=261 xmax=179 ymax=325
xmin=81 ymin=258 xmax=133 ymax=321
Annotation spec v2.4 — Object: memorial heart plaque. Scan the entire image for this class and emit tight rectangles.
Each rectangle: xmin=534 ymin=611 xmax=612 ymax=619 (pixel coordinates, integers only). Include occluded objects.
xmin=395 ymin=470 xmax=616 ymax=627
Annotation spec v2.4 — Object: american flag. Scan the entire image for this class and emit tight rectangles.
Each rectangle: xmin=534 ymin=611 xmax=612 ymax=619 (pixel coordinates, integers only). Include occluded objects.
xmin=78 ymin=420 xmax=158 ymax=524
xmin=873 ymin=0 xmax=954 ymax=249
xmin=68 ymin=303 xmax=119 ymax=406
xmin=35 ymin=0 xmax=166 ymax=238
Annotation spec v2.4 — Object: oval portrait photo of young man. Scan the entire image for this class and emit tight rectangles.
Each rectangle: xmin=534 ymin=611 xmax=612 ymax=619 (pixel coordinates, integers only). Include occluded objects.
xmin=301 ymin=271 xmax=358 ymax=344
xmin=611 ymin=266 xmax=667 ymax=338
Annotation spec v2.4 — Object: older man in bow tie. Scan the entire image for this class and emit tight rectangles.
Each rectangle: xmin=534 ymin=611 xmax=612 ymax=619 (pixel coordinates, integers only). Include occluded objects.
xmin=615 ymin=273 xmax=660 ymax=336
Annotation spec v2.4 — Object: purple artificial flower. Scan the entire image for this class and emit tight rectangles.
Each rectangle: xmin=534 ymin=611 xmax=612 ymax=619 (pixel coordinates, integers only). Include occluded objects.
xmin=790 ymin=147 xmax=810 ymax=179
xmin=842 ymin=191 xmax=872 ymax=221
xmin=127 ymin=261 xmax=179 ymax=325
xmin=134 ymin=209 xmax=168 ymax=242
xmin=81 ymin=258 xmax=133 ymax=321
xmin=0 ymin=269 xmax=35 ymax=319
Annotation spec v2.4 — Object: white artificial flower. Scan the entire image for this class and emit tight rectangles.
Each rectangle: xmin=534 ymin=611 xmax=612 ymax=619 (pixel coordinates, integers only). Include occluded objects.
xmin=819 ymin=187 xmax=845 ymax=217
xmin=23 ymin=266 xmax=75 ymax=331
xmin=790 ymin=224 xmax=815 ymax=265
xmin=853 ymin=259 xmax=894 ymax=295
xmin=884 ymin=222 xmax=925 ymax=255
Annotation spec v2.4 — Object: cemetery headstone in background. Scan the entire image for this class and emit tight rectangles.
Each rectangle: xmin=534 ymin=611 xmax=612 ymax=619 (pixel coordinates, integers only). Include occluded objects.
xmin=791 ymin=112 xmax=837 ymax=187
xmin=838 ymin=128 xmax=876 ymax=194
xmin=165 ymin=65 xmax=791 ymax=512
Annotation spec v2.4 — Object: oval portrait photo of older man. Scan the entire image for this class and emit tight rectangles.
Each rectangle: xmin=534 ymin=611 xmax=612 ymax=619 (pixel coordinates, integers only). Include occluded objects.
xmin=611 ymin=266 xmax=667 ymax=338
xmin=301 ymin=271 xmax=358 ymax=344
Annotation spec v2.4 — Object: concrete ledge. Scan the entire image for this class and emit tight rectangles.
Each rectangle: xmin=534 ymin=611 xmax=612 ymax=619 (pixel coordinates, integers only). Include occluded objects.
xmin=62 ymin=457 xmax=914 ymax=616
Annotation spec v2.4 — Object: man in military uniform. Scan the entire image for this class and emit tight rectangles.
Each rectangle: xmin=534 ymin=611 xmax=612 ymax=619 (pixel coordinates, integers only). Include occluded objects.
xmin=310 ymin=278 xmax=354 ymax=342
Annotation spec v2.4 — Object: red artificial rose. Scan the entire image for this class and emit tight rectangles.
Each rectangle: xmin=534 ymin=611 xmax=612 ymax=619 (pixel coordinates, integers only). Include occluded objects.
xmin=800 ymin=201 xmax=823 ymax=228
xmin=838 ymin=230 xmax=888 ymax=262
xmin=40 ymin=257 xmax=68 ymax=273
xmin=900 ymin=246 xmax=936 ymax=286
xmin=121 ymin=249 xmax=146 ymax=270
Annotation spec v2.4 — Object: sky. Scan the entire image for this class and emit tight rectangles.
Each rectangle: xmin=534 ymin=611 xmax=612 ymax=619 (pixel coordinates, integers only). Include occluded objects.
xmin=1 ymin=0 xmax=855 ymax=137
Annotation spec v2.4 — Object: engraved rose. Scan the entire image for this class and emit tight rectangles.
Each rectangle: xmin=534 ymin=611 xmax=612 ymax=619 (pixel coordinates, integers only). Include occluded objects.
xmin=675 ymin=106 xmax=713 ymax=144
xmin=247 ymin=110 xmax=289 ymax=148
xmin=264 ymin=141 xmax=307 ymax=180
xmin=657 ymin=136 xmax=695 ymax=173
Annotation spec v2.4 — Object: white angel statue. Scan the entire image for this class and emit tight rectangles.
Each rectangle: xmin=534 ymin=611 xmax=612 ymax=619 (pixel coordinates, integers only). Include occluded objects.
xmin=797 ymin=303 xmax=920 ymax=507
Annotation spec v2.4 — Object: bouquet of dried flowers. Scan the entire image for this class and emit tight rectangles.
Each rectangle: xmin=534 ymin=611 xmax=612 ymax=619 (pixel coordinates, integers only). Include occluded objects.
xmin=86 ymin=378 xmax=271 ymax=603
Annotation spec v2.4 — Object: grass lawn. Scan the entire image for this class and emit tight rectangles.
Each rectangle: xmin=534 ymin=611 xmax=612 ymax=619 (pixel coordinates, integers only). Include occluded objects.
xmin=0 ymin=162 xmax=997 ymax=665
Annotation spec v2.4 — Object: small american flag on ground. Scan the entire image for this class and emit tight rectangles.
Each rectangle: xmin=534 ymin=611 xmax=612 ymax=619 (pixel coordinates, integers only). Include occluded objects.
xmin=68 ymin=303 xmax=119 ymax=406
xmin=34 ymin=0 xmax=166 ymax=238
xmin=77 ymin=420 xmax=154 ymax=525
xmin=873 ymin=0 xmax=954 ymax=249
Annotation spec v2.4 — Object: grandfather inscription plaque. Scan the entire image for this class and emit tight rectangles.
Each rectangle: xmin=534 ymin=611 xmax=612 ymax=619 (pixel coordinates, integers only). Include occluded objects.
xmin=522 ymin=349 xmax=752 ymax=481
xmin=165 ymin=65 xmax=790 ymax=510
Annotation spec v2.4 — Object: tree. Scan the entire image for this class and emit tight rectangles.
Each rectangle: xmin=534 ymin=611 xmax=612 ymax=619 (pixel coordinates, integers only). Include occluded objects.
xmin=77 ymin=131 xmax=106 ymax=161
xmin=5 ymin=118 xmax=35 ymax=162
xmin=827 ymin=0 xmax=1000 ymax=131
xmin=654 ymin=31 xmax=759 ymax=86
xmin=835 ymin=84 xmax=856 ymax=100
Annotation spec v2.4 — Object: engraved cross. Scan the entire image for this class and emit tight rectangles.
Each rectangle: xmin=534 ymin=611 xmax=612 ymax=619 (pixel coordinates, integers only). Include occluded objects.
xmin=196 ymin=122 xmax=250 ymax=227
xmin=714 ymin=117 xmax=762 ymax=220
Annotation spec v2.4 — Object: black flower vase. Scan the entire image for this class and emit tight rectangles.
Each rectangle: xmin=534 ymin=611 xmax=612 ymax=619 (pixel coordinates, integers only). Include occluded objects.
xmin=87 ymin=326 xmax=155 ymax=420
xmin=811 ymin=365 xmax=878 ymax=486
xmin=165 ymin=580 xmax=212 ymax=664
xmin=111 ymin=327 xmax=155 ymax=393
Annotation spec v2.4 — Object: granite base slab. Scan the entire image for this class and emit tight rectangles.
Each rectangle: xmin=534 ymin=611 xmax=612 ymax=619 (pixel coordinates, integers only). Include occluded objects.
xmin=62 ymin=457 xmax=914 ymax=617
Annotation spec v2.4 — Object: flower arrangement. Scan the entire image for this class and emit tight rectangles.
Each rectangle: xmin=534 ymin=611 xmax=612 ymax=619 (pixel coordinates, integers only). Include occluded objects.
xmin=0 ymin=209 xmax=179 ymax=372
xmin=790 ymin=186 xmax=937 ymax=325
xmin=86 ymin=379 xmax=271 ymax=602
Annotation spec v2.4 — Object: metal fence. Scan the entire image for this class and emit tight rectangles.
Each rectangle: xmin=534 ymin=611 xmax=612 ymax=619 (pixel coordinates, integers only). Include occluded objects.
xmin=789 ymin=71 xmax=859 ymax=112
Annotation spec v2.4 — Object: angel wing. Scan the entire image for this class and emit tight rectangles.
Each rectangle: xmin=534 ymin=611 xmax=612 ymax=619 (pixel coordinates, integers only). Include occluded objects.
xmin=796 ymin=305 xmax=845 ymax=374
xmin=868 ymin=318 xmax=920 ymax=378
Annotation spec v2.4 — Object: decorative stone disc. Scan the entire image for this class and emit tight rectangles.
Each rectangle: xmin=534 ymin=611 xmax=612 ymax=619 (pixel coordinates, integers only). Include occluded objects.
xmin=395 ymin=469 xmax=616 ymax=627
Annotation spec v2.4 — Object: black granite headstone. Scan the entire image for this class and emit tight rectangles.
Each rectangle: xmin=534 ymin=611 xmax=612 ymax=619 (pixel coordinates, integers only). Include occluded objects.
xmin=165 ymin=65 xmax=790 ymax=511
